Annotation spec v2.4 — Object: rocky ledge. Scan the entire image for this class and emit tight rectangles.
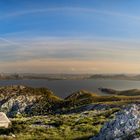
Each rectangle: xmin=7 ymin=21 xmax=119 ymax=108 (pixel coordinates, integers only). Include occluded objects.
xmin=90 ymin=104 xmax=140 ymax=140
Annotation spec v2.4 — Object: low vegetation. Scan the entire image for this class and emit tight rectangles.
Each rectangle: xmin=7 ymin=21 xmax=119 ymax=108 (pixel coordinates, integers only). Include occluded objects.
xmin=0 ymin=108 xmax=120 ymax=140
xmin=0 ymin=85 xmax=140 ymax=139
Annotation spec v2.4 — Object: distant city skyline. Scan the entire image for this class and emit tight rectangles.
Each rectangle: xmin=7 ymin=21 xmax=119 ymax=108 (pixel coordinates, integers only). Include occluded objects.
xmin=0 ymin=0 xmax=140 ymax=73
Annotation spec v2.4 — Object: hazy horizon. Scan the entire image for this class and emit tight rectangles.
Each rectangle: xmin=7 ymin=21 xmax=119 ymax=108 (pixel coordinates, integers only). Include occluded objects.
xmin=1 ymin=0 xmax=140 ymax=74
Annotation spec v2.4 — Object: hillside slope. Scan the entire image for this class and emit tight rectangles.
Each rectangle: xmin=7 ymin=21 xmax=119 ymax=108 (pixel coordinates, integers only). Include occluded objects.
xmin=0 ymin=86 xmax=140 ymax=139
xmin=0 ymin=85 xmax=62 ymax=117
xmin=99 ymin=88 xmax=140 ymax=96
xmin=1 ymin=86 xmax=140 ymax=117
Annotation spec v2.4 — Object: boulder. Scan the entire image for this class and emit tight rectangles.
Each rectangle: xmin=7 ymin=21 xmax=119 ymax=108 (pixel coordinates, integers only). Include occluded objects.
xmin=90 ymin=104 xmax=140 ymax=140
xmin=0 ymin=112 xmax=11 ymax=128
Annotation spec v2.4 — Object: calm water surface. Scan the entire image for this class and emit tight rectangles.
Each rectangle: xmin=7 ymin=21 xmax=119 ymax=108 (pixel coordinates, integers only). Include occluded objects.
xmin=0 ymin=79 xmax=140 ymax=98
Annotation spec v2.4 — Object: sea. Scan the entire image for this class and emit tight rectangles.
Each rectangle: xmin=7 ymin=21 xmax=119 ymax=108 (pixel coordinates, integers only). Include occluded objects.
xmin=0 ymin=79 xmax=140 ymax=98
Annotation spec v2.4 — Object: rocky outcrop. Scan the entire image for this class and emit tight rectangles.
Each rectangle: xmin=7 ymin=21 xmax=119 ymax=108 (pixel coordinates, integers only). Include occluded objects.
xmin=0 ymin=85 xmax=62 ymax=117
xmin=0 ymin=94 xmax=38 ymax=117
xmin=90 ymin=104 xmax=140 ymax=140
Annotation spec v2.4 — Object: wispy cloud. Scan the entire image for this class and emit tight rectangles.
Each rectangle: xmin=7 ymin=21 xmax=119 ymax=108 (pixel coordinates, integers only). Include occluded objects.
xmin=1 ymin=37 xmax=140 ymax=61
xmin=0 ymin=37 xmax=140 ymax=73
xmin=1 ymin=7 xmax=140 ymax=21
xmin=0 ymin=37 xmax=18 ymax=45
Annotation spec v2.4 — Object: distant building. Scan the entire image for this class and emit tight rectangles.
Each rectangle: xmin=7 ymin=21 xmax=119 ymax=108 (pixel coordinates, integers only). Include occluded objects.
xmin=0 ymin=112 xmax=11 ymax=128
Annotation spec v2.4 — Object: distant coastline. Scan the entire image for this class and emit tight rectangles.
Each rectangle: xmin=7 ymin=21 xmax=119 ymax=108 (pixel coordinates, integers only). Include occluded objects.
xmin=0 ymin=73 xmax=140 ymax=81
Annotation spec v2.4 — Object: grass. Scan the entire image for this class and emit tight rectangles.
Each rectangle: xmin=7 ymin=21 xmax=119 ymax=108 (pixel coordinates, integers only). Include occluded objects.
xmin=0 ymin=108 xmax=120 ymax=140
xmin=0 ymin=86 xmax=140 ymax=139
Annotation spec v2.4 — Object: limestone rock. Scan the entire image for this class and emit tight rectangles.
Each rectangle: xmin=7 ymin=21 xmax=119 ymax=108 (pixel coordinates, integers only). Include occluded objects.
xmin=90 ymin=104 xmax=140 ymax=140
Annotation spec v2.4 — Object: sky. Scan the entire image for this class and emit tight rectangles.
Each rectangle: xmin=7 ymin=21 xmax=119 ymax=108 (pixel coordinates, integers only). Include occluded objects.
xmin=1 ymin=0 xmax=140 ymax=74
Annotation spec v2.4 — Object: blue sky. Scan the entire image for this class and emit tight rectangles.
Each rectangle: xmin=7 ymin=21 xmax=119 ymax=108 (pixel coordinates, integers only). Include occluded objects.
xmin=1 ymin=0 xmax=140 ymax=39
xmin=0 ymin=0 xmax=140 ymax=73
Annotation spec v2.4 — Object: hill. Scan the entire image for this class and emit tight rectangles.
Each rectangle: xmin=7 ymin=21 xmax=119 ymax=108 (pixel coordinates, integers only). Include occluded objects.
xmin=99 ymin=88 xmax=140 ymax=96
xmin=0 ymin=85 xmax=62 ymax=117
xmin=0 ymin=86 xmax=140 ymax=139
xmin=90 ymin=74 xmax=140 ymax=81
xmin=1 ymin=86 xmax=140 ymax=117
